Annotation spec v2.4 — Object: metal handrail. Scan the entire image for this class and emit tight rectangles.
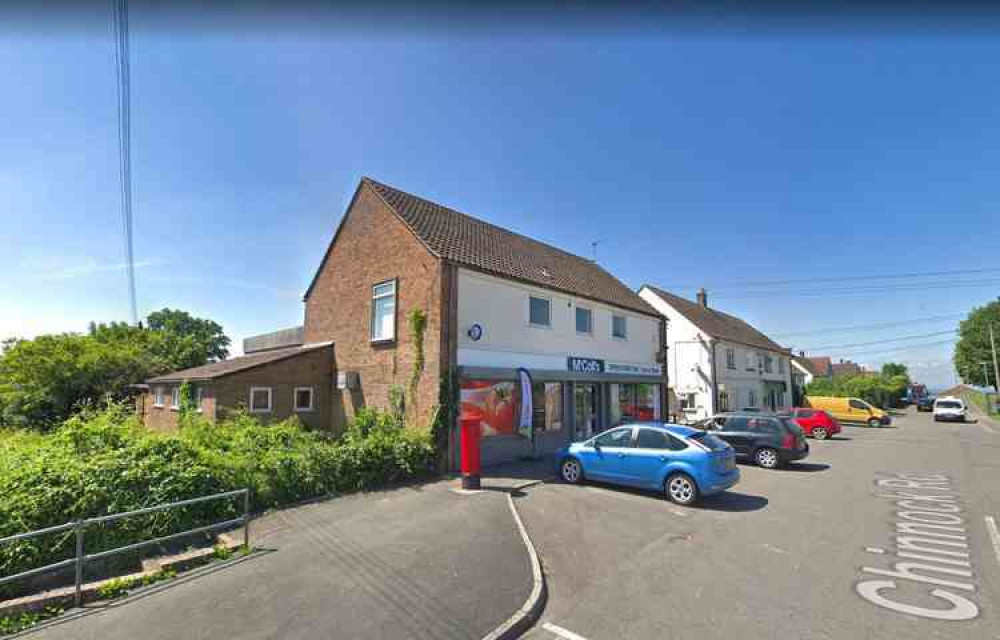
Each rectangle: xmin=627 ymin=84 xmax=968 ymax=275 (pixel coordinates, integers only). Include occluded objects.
xmin=0 ymin=488 xmax=250 ymax=607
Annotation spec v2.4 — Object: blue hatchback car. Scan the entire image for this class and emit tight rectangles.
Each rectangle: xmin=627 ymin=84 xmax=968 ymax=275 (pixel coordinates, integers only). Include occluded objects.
xmin=554 ymin=423 xmax=739 ymax=505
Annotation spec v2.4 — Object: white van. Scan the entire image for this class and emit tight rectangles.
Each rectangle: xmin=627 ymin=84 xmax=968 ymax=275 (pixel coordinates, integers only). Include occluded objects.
xmin=932 ymin=397 xmax=967 ymax=423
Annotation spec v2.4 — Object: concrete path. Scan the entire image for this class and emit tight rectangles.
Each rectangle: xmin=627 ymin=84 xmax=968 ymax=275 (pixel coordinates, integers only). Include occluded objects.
xmin=26 ymin=479 xmax=532 ymax=640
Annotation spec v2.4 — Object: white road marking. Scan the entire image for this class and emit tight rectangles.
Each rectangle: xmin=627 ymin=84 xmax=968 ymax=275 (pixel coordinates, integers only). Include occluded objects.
xmin=865 ymin=547 xmax=885 ymax=554
xmin=542 ymin=622 xmax=590 ymax=640
xmin=984 ymin=516 xmax=1000 ymax=568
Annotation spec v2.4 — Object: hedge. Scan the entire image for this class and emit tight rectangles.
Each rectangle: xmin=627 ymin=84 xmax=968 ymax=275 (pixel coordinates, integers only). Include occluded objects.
xmin=0 ymin=404 xmax=435 ymax=595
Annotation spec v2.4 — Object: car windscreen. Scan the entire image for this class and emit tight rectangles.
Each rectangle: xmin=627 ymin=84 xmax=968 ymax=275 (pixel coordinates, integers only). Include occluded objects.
xmin=936 ymin=401 xmax=962 ymax=409
xmin=686 ymin=431 xmax=730 ymax=451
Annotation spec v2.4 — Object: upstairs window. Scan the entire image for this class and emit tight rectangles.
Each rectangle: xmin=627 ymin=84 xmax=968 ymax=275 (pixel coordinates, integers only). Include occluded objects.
xmin=529 ymin=296 xmax=551 ymax=327
xmin=778 ymin=358 xmax=786 ymax=374
xmin=575 ymin=307 xmax=593 ymax=334
xmin=746 ymin=352 xmax=755 ymax=371
xmin=764 ymin=355 xmax=773 ymax=373
xmin=726 ymin=348 xmax=736 ymax=369
xmin=371 ymin=280 xmax=397 ymax=342
xmin=612 ymin=314 xmax=627 ymax=340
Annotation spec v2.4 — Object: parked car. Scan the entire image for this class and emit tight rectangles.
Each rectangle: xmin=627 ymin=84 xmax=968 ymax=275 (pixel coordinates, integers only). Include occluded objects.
xmin=803 ymin=396 xmax=890 ymax=428
xmin=782 ymin=408 xmax=841 ymax=439
xmin=555 ymin=423 xmax=739 ymax=505
xmin=916 ymin=395 xmax=936 ymax=412
xmin=933 ymin=397 xmax=967 ymax=423
xmin=694 ymin=412 xmax=809 ymax=469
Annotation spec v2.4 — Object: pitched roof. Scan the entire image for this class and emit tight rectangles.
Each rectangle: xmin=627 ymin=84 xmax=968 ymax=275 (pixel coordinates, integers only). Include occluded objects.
xmin=792 ymin=357 xmax=818 ymax=376
xmin=642 ymin=286 xmax=788 ymax=353
xmin=807 ymin=356 xmax=833 ymax=376
xmin=147 ymin=343 xmax=331 ymax=383
xmin=832 ymin=361 xmax=862 ymax=377
xmin=306 ymin=178 xmax=658 ymax=317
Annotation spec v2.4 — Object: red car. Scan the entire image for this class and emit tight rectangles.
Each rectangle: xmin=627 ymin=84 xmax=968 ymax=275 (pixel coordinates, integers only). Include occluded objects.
xmin=784 ymin=408 xmax=841 ymax=440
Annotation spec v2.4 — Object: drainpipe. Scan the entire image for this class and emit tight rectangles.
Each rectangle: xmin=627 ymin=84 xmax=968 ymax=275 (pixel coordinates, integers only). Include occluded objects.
xmin=660 ymin=317 xmax=670 ymax=420
xmin=710 ymin=340 xmax=719 ymax=416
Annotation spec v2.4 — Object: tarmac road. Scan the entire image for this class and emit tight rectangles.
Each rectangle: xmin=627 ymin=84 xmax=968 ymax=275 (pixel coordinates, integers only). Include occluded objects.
xmin=519 ymin=408 xmax=1000 ymax=640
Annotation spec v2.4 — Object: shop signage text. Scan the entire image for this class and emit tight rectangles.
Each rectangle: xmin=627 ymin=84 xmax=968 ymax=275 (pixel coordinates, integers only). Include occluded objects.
xmin=567 ymin=357 xmax=604 ymax=373
xmin=605 ymin=361 xmax=662 ymax=376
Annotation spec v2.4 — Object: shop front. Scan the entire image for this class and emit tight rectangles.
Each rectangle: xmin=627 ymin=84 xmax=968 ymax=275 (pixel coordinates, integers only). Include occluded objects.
xmin=459 ymin=356 xmax=663 ymax=467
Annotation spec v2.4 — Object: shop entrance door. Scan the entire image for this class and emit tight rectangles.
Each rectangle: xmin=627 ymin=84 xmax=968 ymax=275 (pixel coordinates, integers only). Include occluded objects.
xmin=574 ymin=383 xmax=599 ymax=441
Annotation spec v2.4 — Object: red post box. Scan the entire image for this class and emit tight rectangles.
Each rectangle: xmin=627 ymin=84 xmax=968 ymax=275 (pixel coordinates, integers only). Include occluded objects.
xmin=460 ymin=415 xmax=482 ymax=490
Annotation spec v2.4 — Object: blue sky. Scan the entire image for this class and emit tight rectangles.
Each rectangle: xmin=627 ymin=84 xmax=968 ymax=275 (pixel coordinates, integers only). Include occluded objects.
xmin=2 ymin=10 xmax=998 ymax=388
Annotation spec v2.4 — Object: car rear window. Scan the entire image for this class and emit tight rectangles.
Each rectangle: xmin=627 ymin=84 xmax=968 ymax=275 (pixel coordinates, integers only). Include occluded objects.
xmin=687 ymin=432 xmax=730 ymax=451
xmin=936 ymin=401 xmax=962 ymax=409
xmin=782 ymin=419 xmax=805 ymax=435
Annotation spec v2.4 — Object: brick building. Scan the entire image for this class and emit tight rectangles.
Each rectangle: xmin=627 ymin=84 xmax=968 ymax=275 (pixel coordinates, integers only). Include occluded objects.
xmin=140 ymin=177 xmax=667 ymax=466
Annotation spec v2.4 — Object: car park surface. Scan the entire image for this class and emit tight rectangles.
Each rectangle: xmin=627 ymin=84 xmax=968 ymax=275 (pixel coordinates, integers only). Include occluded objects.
xmin=519 ymin=407 xmax=1000 ymax=640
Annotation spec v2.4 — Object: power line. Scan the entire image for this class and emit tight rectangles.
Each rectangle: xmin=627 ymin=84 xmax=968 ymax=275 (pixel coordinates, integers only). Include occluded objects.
xmin=799 ymin=330 xmax=958 ymax=352
xmin=716 ymin=278 xmax=1000 ymax=300
xmin=829 ymin=339 xmax=957 ymax=358
xmin=769 ymin=313 xmax=964 ymax=338
xmin=112 ymin=0 xmax=137 ymax=325
xmin=661 ymin=266 xmax=1000 ymax=292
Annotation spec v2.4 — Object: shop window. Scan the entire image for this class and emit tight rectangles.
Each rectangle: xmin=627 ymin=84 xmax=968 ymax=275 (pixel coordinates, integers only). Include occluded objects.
xmin=250 ymin=386 xmax=273 ymax=413
xmin=460 ymin=380 xmax=519 ymax=437
xmin=612 ymin=314 xmax=627 ymax=339
xmin=575 ymin=307 xmax=593 ymax=334
xmin=371 ymin=280 xmax=397 ymax=342
xmin=529 ymin=296 xmax=551 ymax=327
xmin=531 ymin=382 xmax=563 ymax=432
xmin=611 ymin=383 xmax=661 ymax=425
xmin=294 ymin=387 xmax=314 ymax=412
xmin=726 ymin=348 xmax=736 ymax=370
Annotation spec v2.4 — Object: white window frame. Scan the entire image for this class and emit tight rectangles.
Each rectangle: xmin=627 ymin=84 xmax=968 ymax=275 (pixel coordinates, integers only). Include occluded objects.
xmin=193 ymin=386 xmax=203 ymax=413
xmin=249 ymin=386 xmax=273 ymax=413
xmin=370 ymin=279 xmax=397 ymax=343
xmin=170 ymin=387 xmax=180 ymax=411
xmin=778 ymin=357 xmax=786 ymax=374
xmin=746 ymin=351 xmax=755 ymax=371
xmin=726 ymin=348 xmax=736 ymax=370
xmin=748 ymin=390 xmax=757 ymax=407
xmin=611 ymin=314 xmax=628 ymax=340
xmin=575 ymin=306 xmax=593 ymax=335
xmin=153 ymin=386 xmax=165 ymax=408
xmin=293 ymin=386 xmax=314 ymax=412
xmin=528 ymin=295 xmax=552 ymax=328
xmin=764 ymin=354 xmax=773 ymax=374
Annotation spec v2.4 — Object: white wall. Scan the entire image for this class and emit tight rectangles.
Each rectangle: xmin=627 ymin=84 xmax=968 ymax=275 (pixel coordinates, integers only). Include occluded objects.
xmin=639 ymin=287 xmax=793 ymax=420
xmin=457 ymin=269 xmax=661 ymax=370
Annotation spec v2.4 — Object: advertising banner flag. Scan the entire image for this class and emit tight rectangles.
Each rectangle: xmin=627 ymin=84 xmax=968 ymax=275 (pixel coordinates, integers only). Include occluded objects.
xmin=517 ymin=368 xmax=533 ymax=439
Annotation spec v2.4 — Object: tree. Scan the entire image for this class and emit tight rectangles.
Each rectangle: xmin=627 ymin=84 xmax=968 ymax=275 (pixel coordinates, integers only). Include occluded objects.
xmin=0 ymin=309 xmax=230 ymax=429
xmin=954 ymin=299 xmax=1000 ymax=388
xmin=881 ymin=362 xmax=908 ymax=378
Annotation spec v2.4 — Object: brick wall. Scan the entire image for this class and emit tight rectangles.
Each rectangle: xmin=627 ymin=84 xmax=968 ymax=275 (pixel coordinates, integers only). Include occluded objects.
xmin=304 ymin=182 xmax=447 ymax=431
xmin=140 ymin=346 xmax=334 ymax=433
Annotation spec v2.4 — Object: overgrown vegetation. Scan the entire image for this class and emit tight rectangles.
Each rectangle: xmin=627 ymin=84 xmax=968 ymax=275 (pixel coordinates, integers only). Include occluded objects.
xmin=960 ymin=386 xmax=999 ymax=417
xmin=0 ymin=309 xmax=230 ymax=430
xmin=954 ymin=298 xmax=1000 ymax=388
xmin=805 ymin=370 xmax=910 ymax=409
xmin=408 ymin=308 xmax=427 ymax=396
xmin=96 ymin=567 xmax=177 ymax=600
xmin=0 ymin=607 xmax=62 ymax=636
xmin=0 ymin=404 xmax=435 ymax=596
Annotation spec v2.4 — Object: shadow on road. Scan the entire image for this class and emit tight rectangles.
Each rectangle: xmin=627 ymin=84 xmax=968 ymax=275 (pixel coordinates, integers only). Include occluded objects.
xmin=696 ymin=491 xmax=769 ymax=512
xmin=784 ymin=462 xmax=830 ymax=473
xmin=826 ymin=436 xmax=852 ymax=441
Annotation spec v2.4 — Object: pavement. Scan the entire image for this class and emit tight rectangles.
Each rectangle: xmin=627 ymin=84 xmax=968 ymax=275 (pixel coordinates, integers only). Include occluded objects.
xmin=518 ymin=408 xmax=1000 ymax=640
xmin=24 ymin=479 xmax=532 ymax=640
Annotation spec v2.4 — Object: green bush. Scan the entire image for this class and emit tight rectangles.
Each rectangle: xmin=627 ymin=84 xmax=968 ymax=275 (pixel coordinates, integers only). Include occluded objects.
xmin=0 ymin=404 xmax=435 ymax=595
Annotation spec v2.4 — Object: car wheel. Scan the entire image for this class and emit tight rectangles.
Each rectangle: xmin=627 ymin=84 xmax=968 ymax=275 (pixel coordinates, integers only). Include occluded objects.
xmin=560 ymin=457 xmax=584 ymax=484
xmin=665 ymin=472 xmax=699 ymax=506
xmin=755 ymin=447 xmax=780 ymax=469
xmin=812 ymin=427 xmax=828 ymax=440
xmin=868 ymin=417 xmax=881 ymax=428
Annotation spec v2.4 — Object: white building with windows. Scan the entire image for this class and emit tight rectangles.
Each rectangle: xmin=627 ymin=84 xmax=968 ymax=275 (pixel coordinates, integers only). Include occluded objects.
xmin=638 ymin=286 xmax=793 ymax=421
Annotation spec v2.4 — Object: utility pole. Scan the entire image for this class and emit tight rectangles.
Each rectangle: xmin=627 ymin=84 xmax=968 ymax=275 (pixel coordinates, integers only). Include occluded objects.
xmin=982 ymin=362 xmax=992 ymax=388
xmin=990 ymin=324 xmax=1000 ymax=394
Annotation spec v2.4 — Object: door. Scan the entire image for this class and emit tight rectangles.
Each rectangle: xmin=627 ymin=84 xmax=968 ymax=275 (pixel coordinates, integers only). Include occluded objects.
xmin=629 ymin=428 xmax=683 ymax=489
xmin=715 ymin=416 xmax=753 ymax=455
xmin=574 ymin=383 xmax=599 ymax=441
xmin=581 ymin=426 xmax=634 ymax=482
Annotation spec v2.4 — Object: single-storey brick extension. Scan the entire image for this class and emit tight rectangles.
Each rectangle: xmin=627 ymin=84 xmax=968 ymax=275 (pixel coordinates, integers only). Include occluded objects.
xmin=140 ymin=177 xmax=668 ymax=467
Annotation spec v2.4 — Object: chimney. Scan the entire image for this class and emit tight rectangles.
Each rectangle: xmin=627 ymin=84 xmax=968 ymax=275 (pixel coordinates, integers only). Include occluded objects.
xmin=696 ymin=288 xmax=708 ymax=308
xmin=799 ymin=351 xmax=805 ymax=357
